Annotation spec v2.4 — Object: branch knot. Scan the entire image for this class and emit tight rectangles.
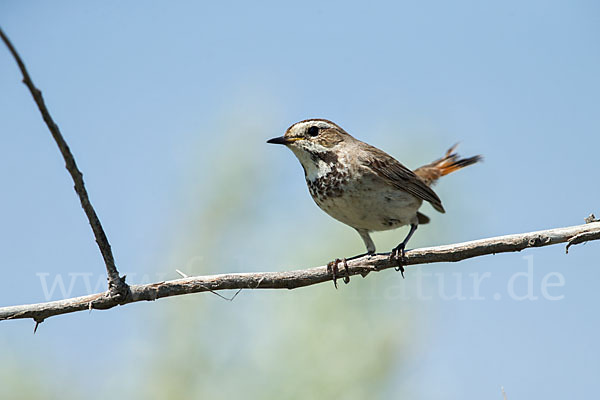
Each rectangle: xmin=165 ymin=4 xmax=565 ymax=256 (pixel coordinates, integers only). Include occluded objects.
xmin=107 ymin=275 xmax=131 ymax=304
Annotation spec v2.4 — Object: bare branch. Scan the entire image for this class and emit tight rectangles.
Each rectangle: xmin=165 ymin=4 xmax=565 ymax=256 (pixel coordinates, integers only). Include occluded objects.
xmin=1 ymin=28 xmax=598 ymax=330
xmin=0 ymin=28 xmax=129 ymax=300
xmin=1 ymin=222 xmax=598 ymax=324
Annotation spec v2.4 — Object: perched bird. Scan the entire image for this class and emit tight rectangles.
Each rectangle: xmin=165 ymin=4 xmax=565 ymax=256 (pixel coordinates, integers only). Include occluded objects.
xmin=267 ymin=119 xmax=481 ymax=280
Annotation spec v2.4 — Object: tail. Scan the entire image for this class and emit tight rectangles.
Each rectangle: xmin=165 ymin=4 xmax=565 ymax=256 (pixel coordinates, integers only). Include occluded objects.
xmin=414 ymin=144 xmax=482 ymax=186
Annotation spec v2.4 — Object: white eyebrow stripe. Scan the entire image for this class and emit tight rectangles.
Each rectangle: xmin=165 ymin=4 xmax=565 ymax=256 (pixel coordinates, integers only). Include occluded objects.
xmin=296 ymin=120 xmax=335 ymax=131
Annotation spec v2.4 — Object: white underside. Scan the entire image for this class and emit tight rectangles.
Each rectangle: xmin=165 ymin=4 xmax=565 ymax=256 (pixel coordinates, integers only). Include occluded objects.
xmin=288 ymin=141 xmax=423 ymax=232
xmin=311 ymin=174 xmax=422 ymax=232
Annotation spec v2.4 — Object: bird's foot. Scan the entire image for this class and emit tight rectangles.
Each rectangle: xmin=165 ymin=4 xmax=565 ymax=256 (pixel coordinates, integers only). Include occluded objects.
xmin=389 ymin=245 xmax=407 ymax=278
xmin=326 ymin=257 xmax=349 ymax=289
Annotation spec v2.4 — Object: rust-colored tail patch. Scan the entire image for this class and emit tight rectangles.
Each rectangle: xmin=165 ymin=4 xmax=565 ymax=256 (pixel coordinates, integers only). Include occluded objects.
xmin=414 ymin=144 xmax=482 ymax=186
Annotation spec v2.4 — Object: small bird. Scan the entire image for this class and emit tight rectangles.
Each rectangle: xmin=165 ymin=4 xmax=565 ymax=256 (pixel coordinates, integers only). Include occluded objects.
xmin=268 ymin=119 xmax=481 ymax=281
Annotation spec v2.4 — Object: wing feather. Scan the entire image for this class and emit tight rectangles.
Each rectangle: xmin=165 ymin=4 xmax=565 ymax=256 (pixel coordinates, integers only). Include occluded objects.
xmin=359 ymin=145 xmax=445 ymax=213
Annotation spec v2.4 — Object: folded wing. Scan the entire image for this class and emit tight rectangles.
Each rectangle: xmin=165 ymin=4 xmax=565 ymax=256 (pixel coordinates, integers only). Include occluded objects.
xmin=359 ymin=144 xmax=445 ymax=213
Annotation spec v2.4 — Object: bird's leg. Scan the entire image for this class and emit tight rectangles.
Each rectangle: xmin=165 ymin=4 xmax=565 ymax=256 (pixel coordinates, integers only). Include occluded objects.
xmin=327 ymin=258 xmax=350 ymax=288
xmin=353 ymin=229 xmax=376 ymax=276
xmin=390 ymin=223 xmax=418 ymax=278
xmin=345 ymin=251 xmax=374 ymax=261
xmin=356 ymin=229 xmax=376 ymax=254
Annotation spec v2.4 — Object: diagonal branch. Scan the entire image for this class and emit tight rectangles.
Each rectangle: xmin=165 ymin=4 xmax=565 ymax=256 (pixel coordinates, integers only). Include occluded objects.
xmin=1 ymin=222 xmax=598 ymax=324
xmin=0 ymin=28 xmax=129 ymax=301
xmin=1 ymin=27 xmax=598 ymax=330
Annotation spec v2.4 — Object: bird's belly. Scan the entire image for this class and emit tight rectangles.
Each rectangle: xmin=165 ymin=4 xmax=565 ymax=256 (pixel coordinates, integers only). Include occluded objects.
xmin=309 ymin=178 xmax=422 ymax=231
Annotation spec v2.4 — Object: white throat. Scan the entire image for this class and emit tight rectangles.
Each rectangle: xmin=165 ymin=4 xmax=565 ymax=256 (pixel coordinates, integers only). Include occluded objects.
xmin=289 ymin=146 xmax=334 ymax=181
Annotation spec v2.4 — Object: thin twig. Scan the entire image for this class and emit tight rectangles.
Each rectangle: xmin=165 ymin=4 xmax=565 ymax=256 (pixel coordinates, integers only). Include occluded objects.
xmin=0 ymin=27 xmax=129 ymax=301
xmin=175 ymin=269 xmax=188 ymax=278
xmin=1 ymin=222 xmax=598 ymax=324
xmin=176 ymin=269 xmax=242 ymax=301
xmin=585 ymin=214 xmax=598 ymax=224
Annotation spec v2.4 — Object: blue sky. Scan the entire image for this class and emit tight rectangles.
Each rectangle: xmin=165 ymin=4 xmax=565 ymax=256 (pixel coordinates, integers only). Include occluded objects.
xmin=1 ymin=1 xmax=599 ymax=399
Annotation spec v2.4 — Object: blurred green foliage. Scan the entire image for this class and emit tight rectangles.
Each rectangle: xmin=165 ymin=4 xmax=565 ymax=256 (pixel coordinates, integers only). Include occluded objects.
xmin=0 ymin=117 xmax=439 ymax=400
xmin=136 ymin=120 xmax=416 ymax=399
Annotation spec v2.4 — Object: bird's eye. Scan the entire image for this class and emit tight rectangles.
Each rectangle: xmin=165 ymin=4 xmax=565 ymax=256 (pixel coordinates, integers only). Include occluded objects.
xmin=307 ymin=126 xmax=319 ymax=137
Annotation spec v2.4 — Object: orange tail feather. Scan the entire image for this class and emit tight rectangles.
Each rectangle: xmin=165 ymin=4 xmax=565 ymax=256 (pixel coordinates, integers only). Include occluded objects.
xmin=414 ymin=144 xmax=482 ymax=185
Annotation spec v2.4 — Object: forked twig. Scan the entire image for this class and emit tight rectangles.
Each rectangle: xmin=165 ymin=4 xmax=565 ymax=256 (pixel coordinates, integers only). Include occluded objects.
xmin=0 ymin=27 xmax=129 ymax=302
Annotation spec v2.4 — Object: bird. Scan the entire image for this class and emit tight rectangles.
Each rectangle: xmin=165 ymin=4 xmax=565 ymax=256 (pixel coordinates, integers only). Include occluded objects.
xmin=267 ymin=119 xmax=481 ymax=282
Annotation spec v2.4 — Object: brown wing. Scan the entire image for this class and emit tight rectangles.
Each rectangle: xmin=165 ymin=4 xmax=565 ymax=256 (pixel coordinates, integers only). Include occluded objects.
xmin=359 ymin=144 xmax=445 ymax=213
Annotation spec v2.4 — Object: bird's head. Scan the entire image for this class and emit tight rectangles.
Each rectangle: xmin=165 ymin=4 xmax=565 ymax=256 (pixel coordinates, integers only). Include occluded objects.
xmin=267 ymin=119 xmax=352 ymax=177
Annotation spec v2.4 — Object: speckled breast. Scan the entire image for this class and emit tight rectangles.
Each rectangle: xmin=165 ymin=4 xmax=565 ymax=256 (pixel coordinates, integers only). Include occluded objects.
xmin=306 ymin=167 xmax=350 ymax=203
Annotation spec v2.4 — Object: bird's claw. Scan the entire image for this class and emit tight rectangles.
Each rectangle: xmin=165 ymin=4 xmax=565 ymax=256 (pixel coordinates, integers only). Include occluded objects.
xmin=327 ymin=258 xmax=350 ymax=288
xmin=389 ymin=245 xmax=407 ymax=278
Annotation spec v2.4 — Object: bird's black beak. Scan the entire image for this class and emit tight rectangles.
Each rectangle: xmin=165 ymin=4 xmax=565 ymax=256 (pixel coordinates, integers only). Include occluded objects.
xmin=266 ymin=136 xmax=289 ymax=145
